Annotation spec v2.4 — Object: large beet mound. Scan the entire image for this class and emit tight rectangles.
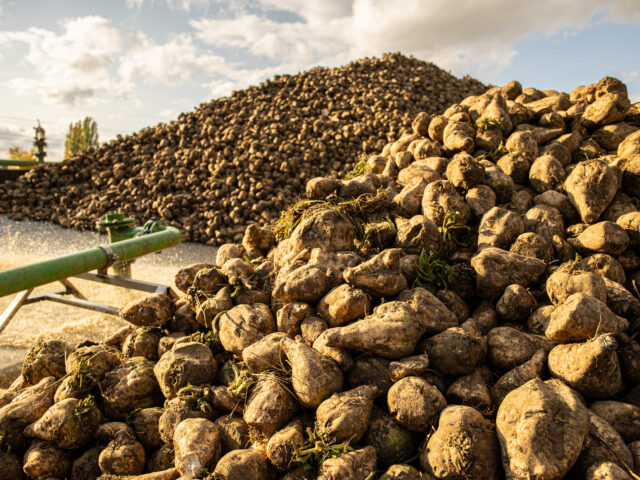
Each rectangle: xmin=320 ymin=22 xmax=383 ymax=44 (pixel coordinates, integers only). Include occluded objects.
xmin=3 ymin=75 xmax=640 ymax=480
xmin=0 ymin=53 xmax=485 ymax=243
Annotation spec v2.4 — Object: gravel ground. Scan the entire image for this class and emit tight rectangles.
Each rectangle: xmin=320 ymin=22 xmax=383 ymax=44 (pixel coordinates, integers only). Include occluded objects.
xmin=0 ymin=215 xmax=217 ymax=387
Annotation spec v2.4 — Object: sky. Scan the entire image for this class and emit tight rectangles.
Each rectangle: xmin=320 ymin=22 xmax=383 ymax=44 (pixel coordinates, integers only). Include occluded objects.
xmin=0 ymin=0 xmax=639 ymax=161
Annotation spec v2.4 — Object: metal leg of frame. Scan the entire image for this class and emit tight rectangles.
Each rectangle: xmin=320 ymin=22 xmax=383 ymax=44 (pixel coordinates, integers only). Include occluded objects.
xmin=73 ymin=272 xmax=173 ymax=296
xmin=59 ymin=278 xmax=88 ymax=300
xmin=30 ymin=292 xmax=119 ymax=316
xmin=0 ymin=273 xmax=174 ymax=335
xmin=0 ymin=289 xmax=33 ymax=335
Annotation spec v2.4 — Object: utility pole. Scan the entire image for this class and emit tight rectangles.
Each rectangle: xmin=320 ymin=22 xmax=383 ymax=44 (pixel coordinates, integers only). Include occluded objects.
xmin=33 ymin=120 xmax=47 ymax=162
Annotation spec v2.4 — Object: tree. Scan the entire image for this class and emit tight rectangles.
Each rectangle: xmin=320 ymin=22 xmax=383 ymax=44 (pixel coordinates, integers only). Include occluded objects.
xmin=64 ymin=116 xmax=99 ymax=158
xmin=8 ymin=146 xmax=36 ymax=160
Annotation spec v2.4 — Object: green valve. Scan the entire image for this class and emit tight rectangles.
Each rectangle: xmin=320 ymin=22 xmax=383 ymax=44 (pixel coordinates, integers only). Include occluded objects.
xmin=97 ymin=212 xmax=138 ymax=244
xmin=139 ymin=218 xmax=168 ymax=235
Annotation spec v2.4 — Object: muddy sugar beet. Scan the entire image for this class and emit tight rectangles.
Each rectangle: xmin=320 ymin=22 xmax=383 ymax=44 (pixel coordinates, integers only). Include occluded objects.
xmin=1 ymin=75 xmax=640 ymax=479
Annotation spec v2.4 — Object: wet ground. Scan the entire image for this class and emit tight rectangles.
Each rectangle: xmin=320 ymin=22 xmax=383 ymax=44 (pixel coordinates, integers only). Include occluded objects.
xmin=0 ymin=215 xmax=217 ymax=387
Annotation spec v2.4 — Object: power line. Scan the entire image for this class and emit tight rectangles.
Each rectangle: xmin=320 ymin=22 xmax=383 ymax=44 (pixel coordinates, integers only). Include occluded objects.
xmin=0 ymin=134 xmax=31 ymax=140
xmin=0 ymin=120 xmax=125 ymax=134
xmin=0 ymin=117 xmax=128 ymax=136
xmin=0 ymin=115 xmax=48 ymax=122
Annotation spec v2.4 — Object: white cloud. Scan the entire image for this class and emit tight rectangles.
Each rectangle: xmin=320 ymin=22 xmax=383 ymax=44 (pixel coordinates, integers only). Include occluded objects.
xmin=605 ymin=0 xmax=640 ymax=23
xmin=0 ymin=16 xmax=130 ymax=106
xmin=126 ymin=0 xmax=213 ymax=11
xmin=0 ymin=124 xmax=33 ymax=155
xmin=6 ymin=0 xmax=632 ymax=112
xmin=622 ymin=71 xmax=639 ymax=82
xmin=125 ymin=0 xmax=145 ymax=8
xmin=192 ymin=0 xmax=640 ymax=81
xmin=118 ymin=33 xmax=230 ymax=86
xmin=0 ymin=16 xmax=237 ymax=107
xmin=167 ymin=0 xmax=212 ymax=10
xmin=158 ymin=107 xmax=179 ymax=118
xmin=257 ymin=0 xmax=352 ymax=22
xmin=1 ymin=0 xmax=639 ymax=156
xmin=205 ymin=79 xmax=240 ymax=99
xmin=191 ymin=14 xmax=347 ymax=65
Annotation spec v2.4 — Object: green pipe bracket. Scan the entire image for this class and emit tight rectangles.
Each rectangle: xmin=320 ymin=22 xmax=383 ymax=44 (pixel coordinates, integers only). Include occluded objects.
xmin=97 ymin=212 xmax=136 ymax=276
xmin=96 ymin=213 xmax=168 ymax=277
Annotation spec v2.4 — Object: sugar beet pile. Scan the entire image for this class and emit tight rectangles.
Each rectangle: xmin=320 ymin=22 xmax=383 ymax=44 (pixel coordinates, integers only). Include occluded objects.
xmin=2 ymin=77 xmax=640 ymax=480
xmin=0 ymin=53 xmax=484 ymax=244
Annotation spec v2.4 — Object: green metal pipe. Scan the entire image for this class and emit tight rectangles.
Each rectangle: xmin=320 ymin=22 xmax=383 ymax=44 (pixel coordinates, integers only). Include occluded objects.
xmin=0 ymin=159 xmax=46 ymax=167
xmin=0 ymin=226 xmax=181 ymax=298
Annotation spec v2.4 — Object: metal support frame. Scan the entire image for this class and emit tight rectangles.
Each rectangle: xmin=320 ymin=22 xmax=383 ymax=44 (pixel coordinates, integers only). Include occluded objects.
xmin=0 ymin=272 xmax=174 ymax=335
xmin=0 ymin=214 xmax=181 ymax=335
